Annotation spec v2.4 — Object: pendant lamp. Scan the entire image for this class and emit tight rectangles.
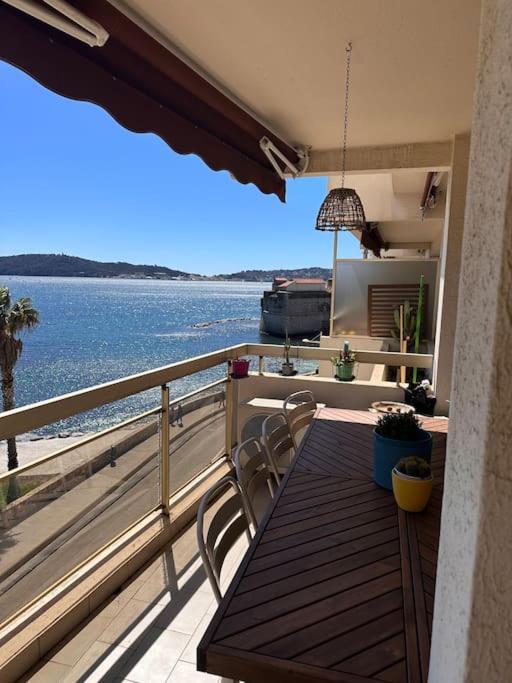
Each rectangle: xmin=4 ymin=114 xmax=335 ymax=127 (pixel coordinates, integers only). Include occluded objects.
xmin=315 ymin=43 xmax=367 ymax=232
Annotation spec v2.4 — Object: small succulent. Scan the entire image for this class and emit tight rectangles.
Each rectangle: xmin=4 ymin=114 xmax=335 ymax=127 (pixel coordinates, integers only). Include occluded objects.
xmin=395 ymin=456 xmax=431 ymax=479
xmin=376 ymin=411 xmax=422 ymax=440
xmin=331 ymin=340 xmax=356 ymax=366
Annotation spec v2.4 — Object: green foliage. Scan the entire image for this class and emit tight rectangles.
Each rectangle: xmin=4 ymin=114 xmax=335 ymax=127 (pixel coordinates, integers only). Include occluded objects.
xmin=331 ymin=342 xmax=356 ymax=366
xmin=1 ymin=286 xmax=40 ymax=472
xmin=331 ymin=350 xmax=355 ymax=366
xmin=375 ymin=411 xmax=422 ymax=440
xmin=0 ymin=287 xmax=39 ymax=371
xmin=390 ymin=300 xmax=417 ymax=341
xmin=395 ymin=456 xmax=431 ymax=479
xmin=0 ymin=478 xmax=38 ymax=509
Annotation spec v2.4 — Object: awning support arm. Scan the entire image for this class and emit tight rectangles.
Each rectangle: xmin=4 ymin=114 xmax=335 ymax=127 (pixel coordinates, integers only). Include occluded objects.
xmin=259 ymin=136 xmax=309 ymax=179
xmin=3 ymin=0 xmax=109 ymax=46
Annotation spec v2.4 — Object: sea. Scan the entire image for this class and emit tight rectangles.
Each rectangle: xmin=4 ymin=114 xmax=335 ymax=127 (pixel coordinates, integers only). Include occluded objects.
xmin=1 ymin=276 xmax=310 ymax=436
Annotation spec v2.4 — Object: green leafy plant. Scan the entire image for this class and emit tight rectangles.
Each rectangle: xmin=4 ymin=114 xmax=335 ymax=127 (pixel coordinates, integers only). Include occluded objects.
xmin=375 ymin=411 xmax=422 ymax=440
xmin=0 ymin=287 xmax=39 ymax=471
xmin=390 ymin=301 xmax=417 ymax=344
xmin=395 ymin=456 xmax=431 ymax=479
xmin=331 ymin=342 xmax=356 ymax=366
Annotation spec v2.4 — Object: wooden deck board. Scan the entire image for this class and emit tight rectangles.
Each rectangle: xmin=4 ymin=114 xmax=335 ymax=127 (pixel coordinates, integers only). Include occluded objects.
xmin=198 ymin=408 xmax=447 ymax=683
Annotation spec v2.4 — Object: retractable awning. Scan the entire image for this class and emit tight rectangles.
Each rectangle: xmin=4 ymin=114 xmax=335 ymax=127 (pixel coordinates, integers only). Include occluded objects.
xmin=0 ymin=0 xmax=301 ymax=201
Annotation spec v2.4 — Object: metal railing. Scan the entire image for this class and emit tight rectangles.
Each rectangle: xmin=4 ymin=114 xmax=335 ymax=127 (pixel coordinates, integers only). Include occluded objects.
xmin=0 ymin=341 xmax=433 ymax=627
xmin=0 ymin=341 xmax=432 ymax=451
xmin=0 ymin=375 xmax=230 ymax=627
xmin=0 ymin=341 xmax=433 ymax=499
xmin=246 ymin=343 xmax=433 ymax=369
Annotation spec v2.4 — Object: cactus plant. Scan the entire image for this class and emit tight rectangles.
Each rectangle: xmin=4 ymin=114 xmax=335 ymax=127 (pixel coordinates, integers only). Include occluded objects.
xmin=331 ymin=340 xmax=356 ymax=366
xmin=395 ymin=456 xmax=431 ymax=479
xmin=375 ymin=411 xmax=422 ymax=441
xmin=283 ymin=333 xmax=291 ymax=365
xmin=390 ymin=300 xmax=417 ymax=344
xmin=412 ymin=275 xmax=425 ymax=383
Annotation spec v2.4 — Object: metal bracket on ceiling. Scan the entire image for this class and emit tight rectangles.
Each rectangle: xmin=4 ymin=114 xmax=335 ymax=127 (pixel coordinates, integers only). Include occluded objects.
xmin=420 ymin=171 xmax=444 ymax=219
xmin=259 ymin=137 xmax=310 ymax=179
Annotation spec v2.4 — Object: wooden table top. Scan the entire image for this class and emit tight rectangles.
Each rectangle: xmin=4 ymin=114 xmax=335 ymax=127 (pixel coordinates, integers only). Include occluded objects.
xmin=198 ymin=408 xmax=448 ymax=683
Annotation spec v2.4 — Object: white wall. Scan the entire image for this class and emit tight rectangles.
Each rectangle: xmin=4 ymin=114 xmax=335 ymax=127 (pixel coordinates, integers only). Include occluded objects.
xmin=333 ymin=258 xmax=438 ymax=338
xmin=430 ymin=1 xmax=512 ymax=679
xmin=235 ymin=372 xmax=404 ymax=442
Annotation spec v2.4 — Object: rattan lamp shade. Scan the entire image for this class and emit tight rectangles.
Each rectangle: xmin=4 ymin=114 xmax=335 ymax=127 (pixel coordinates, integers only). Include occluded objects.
xmin=315 ymin=187 xmax=366 ymax=231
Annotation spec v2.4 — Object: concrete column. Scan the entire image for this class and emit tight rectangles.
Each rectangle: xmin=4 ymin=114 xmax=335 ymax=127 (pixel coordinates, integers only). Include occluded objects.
xmin=429 ymin=1 xmax=512 ymax=681
xmin=432 ymin=133 xmax=470 ymax=415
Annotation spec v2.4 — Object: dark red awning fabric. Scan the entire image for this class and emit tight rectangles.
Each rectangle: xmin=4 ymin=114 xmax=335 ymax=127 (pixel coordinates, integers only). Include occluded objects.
xmin=0 ymin=1 xmax=298 ymax=201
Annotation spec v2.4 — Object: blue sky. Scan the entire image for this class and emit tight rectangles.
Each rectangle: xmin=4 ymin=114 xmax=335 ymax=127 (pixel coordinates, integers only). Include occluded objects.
xmin=0 ymin=61 xmax=360 ymax=275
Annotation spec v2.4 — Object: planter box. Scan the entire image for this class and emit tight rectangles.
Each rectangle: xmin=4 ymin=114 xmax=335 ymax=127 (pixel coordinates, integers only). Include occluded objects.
xmin=334 ymin=362 xmax=355 ymax=381
xmin=373 ymin=429 xmax=432 ymax=490
xmin=392 ymin=468 xmax=434 ymax=512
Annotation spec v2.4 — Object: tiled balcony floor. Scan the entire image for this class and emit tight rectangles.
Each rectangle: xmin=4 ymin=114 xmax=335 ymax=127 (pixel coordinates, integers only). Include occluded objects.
xmin=23 ymin=515 xmax=246 ymax=683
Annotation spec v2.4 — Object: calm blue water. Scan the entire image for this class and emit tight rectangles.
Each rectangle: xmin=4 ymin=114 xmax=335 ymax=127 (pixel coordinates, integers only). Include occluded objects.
xmin=1 ymin=277 xmax=286 ymax=435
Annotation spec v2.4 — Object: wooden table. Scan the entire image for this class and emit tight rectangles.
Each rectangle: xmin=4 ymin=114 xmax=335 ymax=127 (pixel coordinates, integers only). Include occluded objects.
xmin=198 ymin=408 xmax=448 ymax=683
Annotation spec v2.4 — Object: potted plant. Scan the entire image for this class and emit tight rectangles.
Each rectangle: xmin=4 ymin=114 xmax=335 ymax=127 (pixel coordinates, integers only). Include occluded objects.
xmin=231 ymin=357 xmax=250 ymax=378
xmin=281 ymin=334 xmax=295 ymax=376
xmin=373 ymin=411 xmax=432 ymax=490
xmin=390 ymin=300 xmax=417 ymax=350
xmin=331 ymin=340 xmax=356 ymax=381
xmin=392 ymin=456 xmax=433 ymax=512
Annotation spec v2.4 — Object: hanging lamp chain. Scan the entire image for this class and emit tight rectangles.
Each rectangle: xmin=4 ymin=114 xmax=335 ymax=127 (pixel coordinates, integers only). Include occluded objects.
xmin=340 ymin=42 xmax=352 ymax=189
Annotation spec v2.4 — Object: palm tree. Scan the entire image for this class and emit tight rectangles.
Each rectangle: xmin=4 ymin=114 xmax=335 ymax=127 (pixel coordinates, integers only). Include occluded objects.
xmin=0 ymin=287 xmax=39 ymax=470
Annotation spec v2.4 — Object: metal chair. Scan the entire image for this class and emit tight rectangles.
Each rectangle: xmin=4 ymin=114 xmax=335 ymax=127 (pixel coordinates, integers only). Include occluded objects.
xmin=234 ymin=438 xmax=276 ymax=525
xmin=283 ymin=390 xmax=317 ymax=449
xmin=196 ymin=476 xmax=255 ymax=604
xmin=262 ymin=412 xmax=295 ymax=484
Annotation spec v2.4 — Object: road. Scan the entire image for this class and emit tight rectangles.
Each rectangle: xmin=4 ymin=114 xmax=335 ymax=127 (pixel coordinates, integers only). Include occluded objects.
xmin=0 ymin=409 xmax=225 ymax=623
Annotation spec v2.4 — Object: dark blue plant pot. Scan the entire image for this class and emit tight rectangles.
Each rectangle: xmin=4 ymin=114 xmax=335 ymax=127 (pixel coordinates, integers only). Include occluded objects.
xmin=373 ymin=429 xmax=432 ymax=490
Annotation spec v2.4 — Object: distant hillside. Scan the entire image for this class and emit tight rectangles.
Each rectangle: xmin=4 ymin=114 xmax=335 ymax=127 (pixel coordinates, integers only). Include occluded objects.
xmin=0 ymin=254 xmax=331 ymax=282
xmin=0 ymin=254 xmax=199 ymax=280
xmin=213 ymin=267 xmax=331 ymax=282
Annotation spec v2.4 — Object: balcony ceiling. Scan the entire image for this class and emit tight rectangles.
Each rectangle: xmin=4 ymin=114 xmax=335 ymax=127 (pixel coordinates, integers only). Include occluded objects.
xmin=115 ymin=0 xmax=482 ymax=150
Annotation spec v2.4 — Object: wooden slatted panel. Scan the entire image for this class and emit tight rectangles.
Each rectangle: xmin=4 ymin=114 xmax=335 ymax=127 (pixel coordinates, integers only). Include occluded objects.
xmin=198 ymin=409 xmax=448 ymax=683
xmin=368 ymin=283 xmax=429 ymax=338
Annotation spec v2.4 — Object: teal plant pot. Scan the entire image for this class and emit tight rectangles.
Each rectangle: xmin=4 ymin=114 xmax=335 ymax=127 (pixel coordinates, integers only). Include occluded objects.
xmin=373 ymin=429 xmax=432 ymax=490
xmin=335 ymin=362 xmax=355 ymax=381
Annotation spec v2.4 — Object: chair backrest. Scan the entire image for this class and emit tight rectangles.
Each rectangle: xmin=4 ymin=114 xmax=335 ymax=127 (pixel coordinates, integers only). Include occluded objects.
xmin=283 ymin=390 xmax=317 ymax=449
xmin=262 ymin=412 xmax=295 ymax=484
xmin=240 ymin=412 xmax=270 ymax=443
xmin=197 ymin=476 xmax=254 ymax=603
xmin=234 ymin=438 xmax=275 ymax=521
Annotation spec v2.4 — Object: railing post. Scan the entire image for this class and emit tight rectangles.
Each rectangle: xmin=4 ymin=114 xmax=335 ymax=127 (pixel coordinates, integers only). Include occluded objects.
xmin=225 ymin=361 xmax=234 ymax=458
xmin=160 ymin=384 xmax=170 ymax=514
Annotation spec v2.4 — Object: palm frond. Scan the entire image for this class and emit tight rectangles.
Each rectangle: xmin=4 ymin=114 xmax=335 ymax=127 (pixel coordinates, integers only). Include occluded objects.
xmin=0 ymin=287 xmax=11 ymax=319
xmin=6 ymin=298 xmax=40 ymax=334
